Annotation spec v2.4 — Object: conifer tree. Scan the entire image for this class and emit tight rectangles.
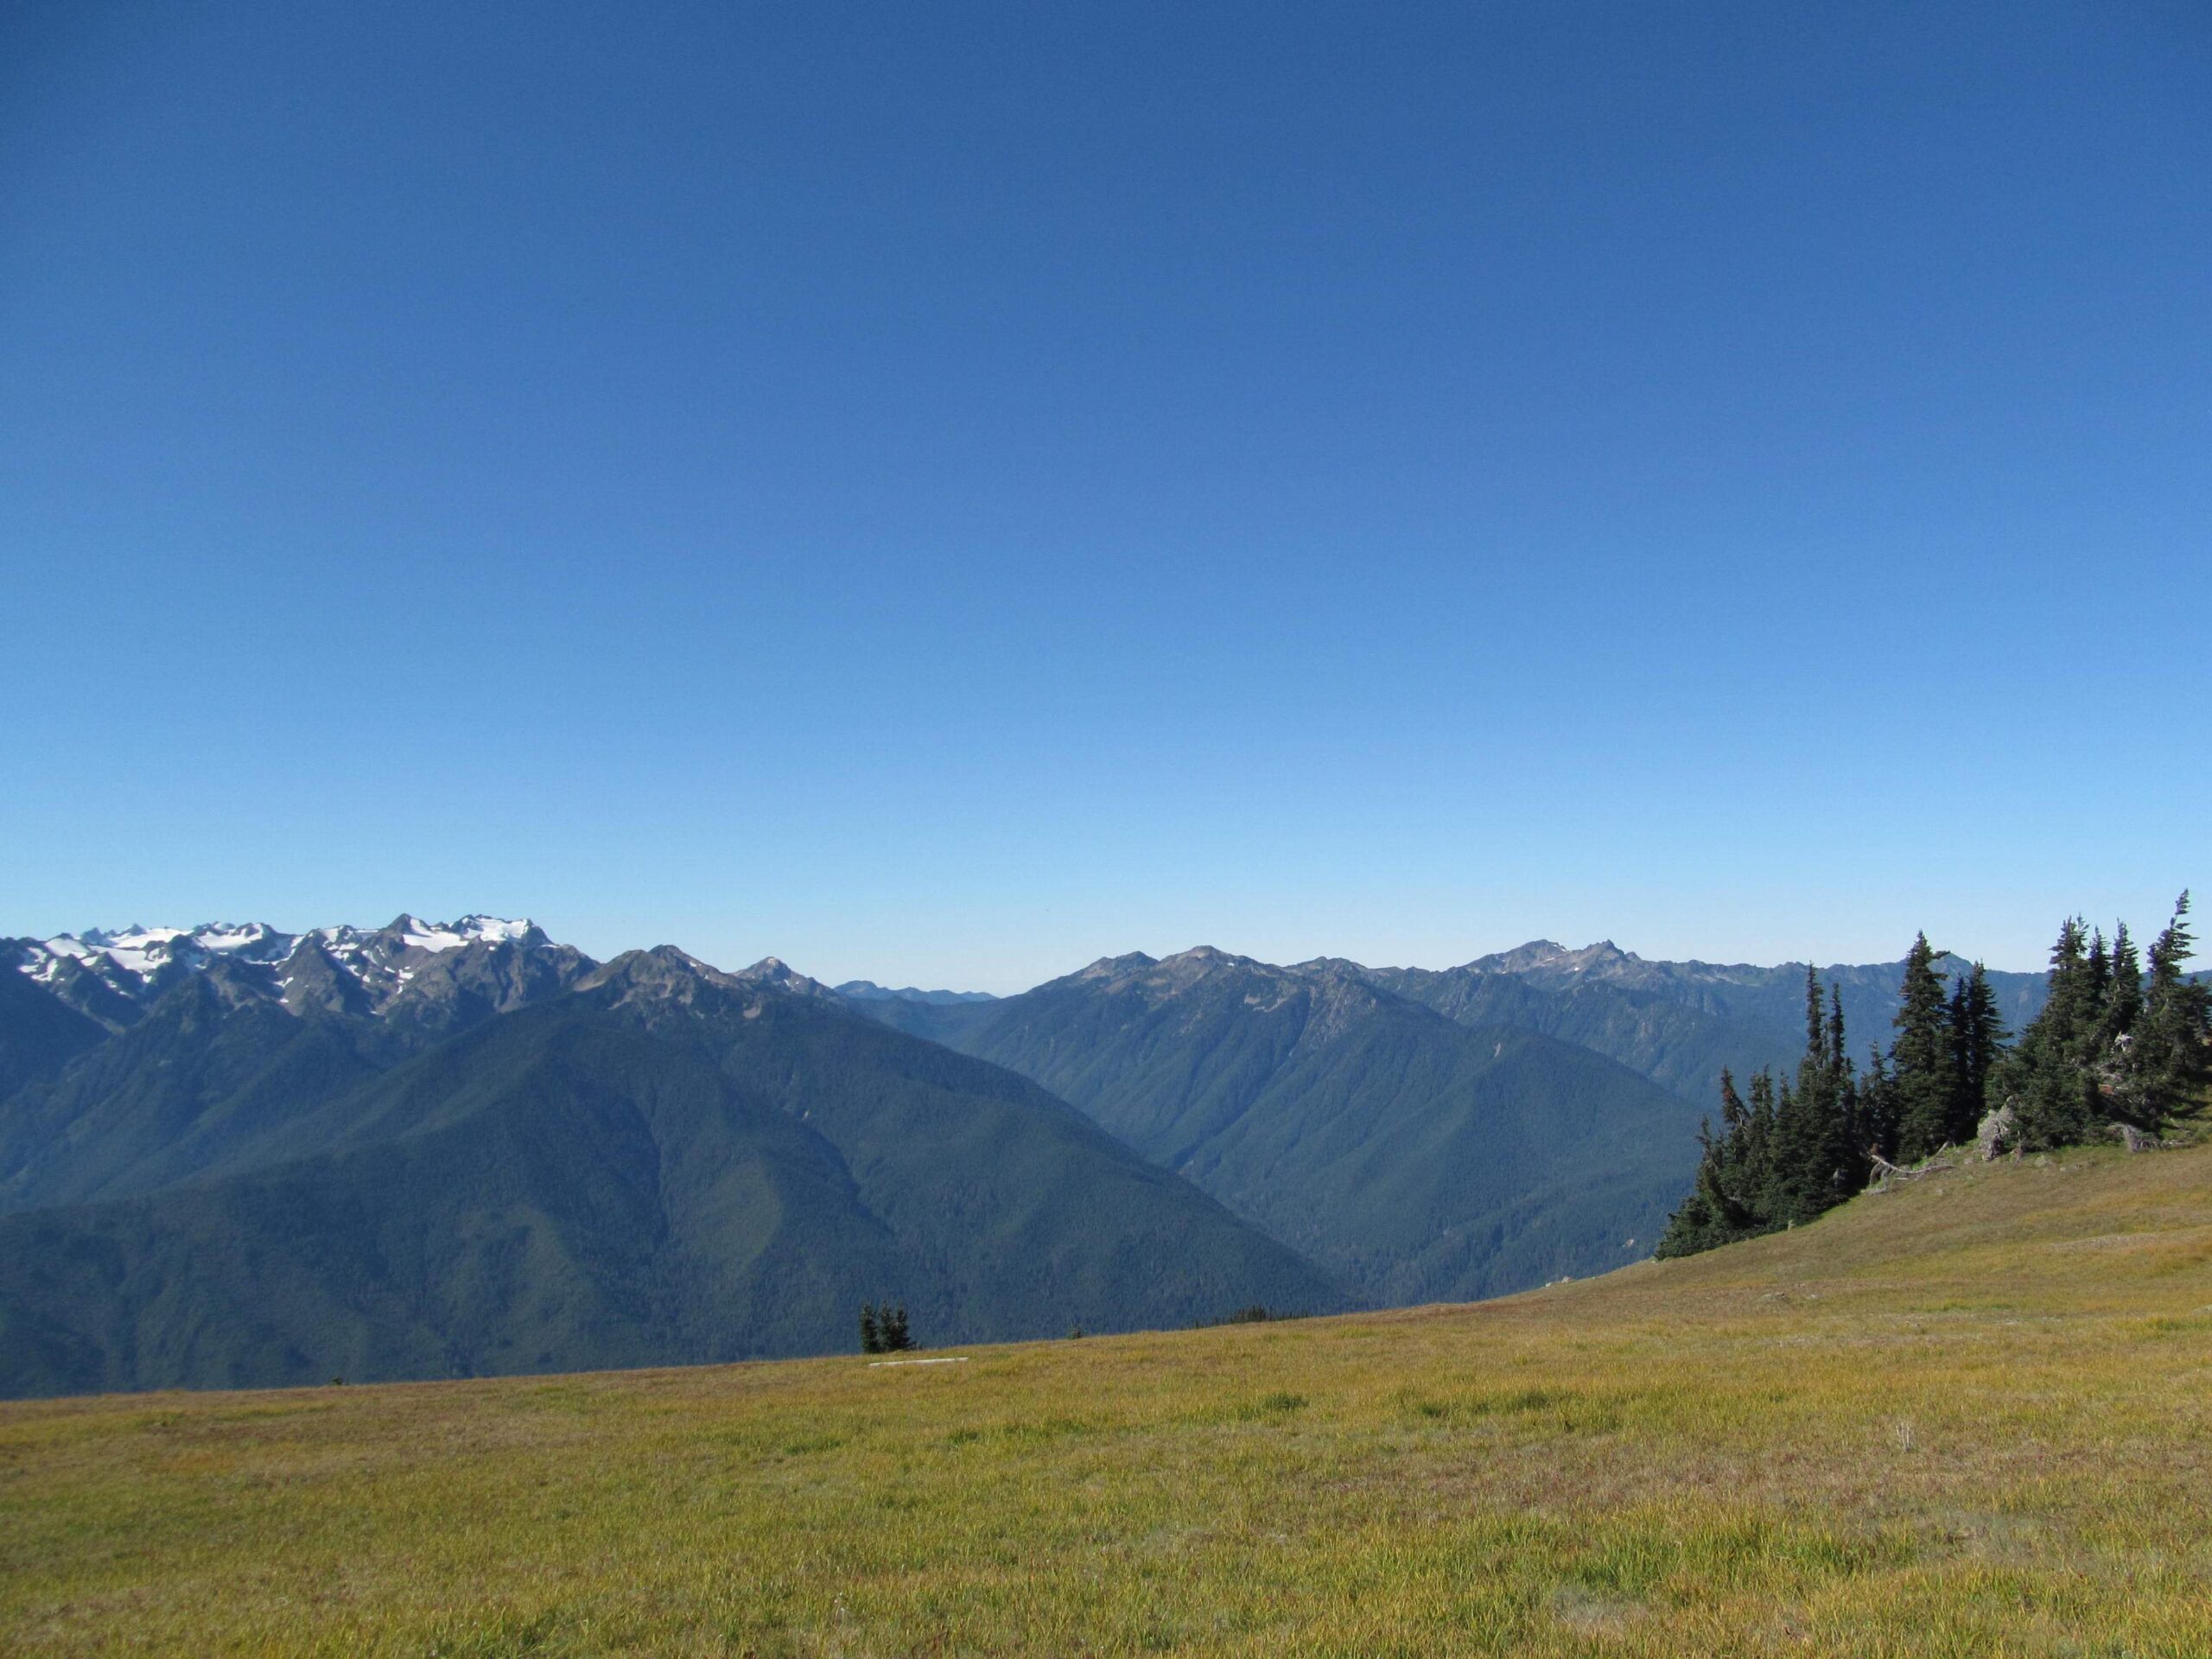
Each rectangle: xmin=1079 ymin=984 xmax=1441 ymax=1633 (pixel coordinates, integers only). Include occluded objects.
xmin=1946 ymin=962 xmax=2010 ymax=1143
xmin=1656 ymin=1109 xmax=1727 ymax=1257
xmin=1860 ymin=1045 xmax=1897 ymax=1160
xmin=1735 ymin=1067 xmax=1779 ymax=1225
xmin=1891 ymin=933 xmax=1960 ymax=1160
xmin=1765 ymin=1071 xmax=1805 ymax=1217
xmin=1946 ymin=976 xmax=1974 ymax=1132
xmin=1745 ymin=1067 xmax=1777 ymax=1179
xmin=1805 ymin=964 xmax=1824 ymax=1060
xmin=2037 ymin=919 xmax=2094 ymax=1059
xmin=2133 ymin=893 xmax=2210 ymax=1129
xmin=1663 ymin=896 xmax=2185 ymax=1259
xmin=2085 ymin=928 xmax=2112 ymax=1030
xmin=1658 ymin=1070 xmax=1775 ymax=1255
xmin=858 ymin=1303 xmax=882 ymax=1355
xmin=1754 ymin=970 xmax=1865 ymax=1219
xmin=1821 ymin=984 xmax=1866 ymax=1193
xmin=2101 ymin=924 xmax=2143 ymax=1048
xmin=2001 ymin=918 xmax=2105 ymax=1149
xmin=1659 ymin=969 xmax=1871 ymax=1257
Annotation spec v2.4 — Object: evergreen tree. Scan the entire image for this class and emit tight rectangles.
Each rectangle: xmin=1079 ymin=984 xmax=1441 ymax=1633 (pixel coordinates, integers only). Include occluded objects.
xmin=1664 ymin=896 xmax=2187 ymax=1260
xmin=1821 ymin=984 xmax=1867 ymax=1196
xmin=2037 ymin=919 xmax=2094 ymax=1058
xmin=1702 ymin=1069 xmax=1754 ymax=1232
xmin=1764 ymin=974 xmax=1825 ymax=1216
xmin=858 ymin=1303 xmax=882 ymax=1355
xmin=1745 ymin=1067 xmax=1777 ymax=1183
xmin=1769 ymin=969 xmax=1864 ymax=1212
xmin=1658 ymin=1070 xmax=1775 ymax=1255
xmin=1806 ymin=963 xmax=1825 ymax=1061
xmin=2084 ymin=928 xmax=2112 ymax=1032
xmin=2132 ymin=893 xmax=2210 ymax=1130
xmin=2101 ymin=923 xmax=2144 ymax=1048
xmin=2000 ymin=918 xmax=2106 ymax=1149
xmin=878 ymin=1302 xmax=913 ymax=1351
xmin=1860 ymin=1045 xmax=1897 ymax=1161
xmin=1656 ymin=1112 xmax=1726 ymax=1257
xmin=1770 ymin=1075 xmax=1822 ymax=1221
xmin=1661 ymin=971 xmax=1867 ymax=1255
xmin=1946 ymin=962 xmax=2010 ymax=1143
xmin=1891 ymin=933 xmax=1960 ymax=1160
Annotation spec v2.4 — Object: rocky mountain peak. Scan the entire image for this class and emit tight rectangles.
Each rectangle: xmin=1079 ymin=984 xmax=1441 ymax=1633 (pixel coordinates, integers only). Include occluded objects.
xmin=737 ymin=957 xmax=836 ymax=998
xmin=13 ymin=914 xmax=582 ymax=1030
xmin=1075 ymin=951 xmax=1159 ymax=982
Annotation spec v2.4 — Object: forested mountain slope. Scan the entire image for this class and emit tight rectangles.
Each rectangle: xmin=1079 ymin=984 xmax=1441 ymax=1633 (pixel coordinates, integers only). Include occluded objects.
xmin=862 ymin=948 xmax=1704 ymax=1302
xmin=0 ymin=947 xmax=1337 ymax=1397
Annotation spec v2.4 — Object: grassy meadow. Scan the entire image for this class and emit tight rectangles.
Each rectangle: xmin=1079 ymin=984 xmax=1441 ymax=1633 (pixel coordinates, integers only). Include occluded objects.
xmin=4 ymin=1142 xmax=2211 ymax=1656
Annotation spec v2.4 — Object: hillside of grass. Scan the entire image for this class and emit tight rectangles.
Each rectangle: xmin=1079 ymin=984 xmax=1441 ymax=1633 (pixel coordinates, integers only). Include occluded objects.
xmin=4 ymin=1141 xmax=2210 ymax=1656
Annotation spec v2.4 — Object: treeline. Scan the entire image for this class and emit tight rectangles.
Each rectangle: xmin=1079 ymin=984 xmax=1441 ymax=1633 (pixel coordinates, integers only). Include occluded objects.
xmin=1658 ymin=895 xmax=2209 ymax=1259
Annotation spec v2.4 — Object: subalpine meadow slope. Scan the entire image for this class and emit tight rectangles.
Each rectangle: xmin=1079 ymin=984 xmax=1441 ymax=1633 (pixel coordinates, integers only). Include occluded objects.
xmin=5 ymin=1140 xmax=2209 ymax=1656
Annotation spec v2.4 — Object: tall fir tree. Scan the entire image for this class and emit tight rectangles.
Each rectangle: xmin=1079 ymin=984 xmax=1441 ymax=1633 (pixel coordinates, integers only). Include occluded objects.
xmin=1891 ymin=933 xmax=1961 ymax=1160
xmin=1860 ymin=1045 xmax=1897 ymax=1160
xmin=1662 ymin=970 xmax=1866 ymax=1254
xmin=1945 ymin=962 xmax=2011 ymax=1144
xmin=2101 ymin=923 xmax=2144 ymax=1047
xmin=1745 ymin=1068 xmax=1777 ymax=1191
xmin=1666 ymin=896 xmax=2188 ymax=1259
xmin=2038 ymin=919 xmax=2094 ymax=1058
xmin=2131 ymin=893 xmax=2210 ymax=1129
xmin=1656 ymin=1071 xmax=1752 ymax=1256
xmin=1946 ymin=975 xmax=1973 ymax=1135
xmin=2000 ymin=918 xmax=2107 ymax=1149
xmin=2084 ymin=928 xmax=2112 ymax=1029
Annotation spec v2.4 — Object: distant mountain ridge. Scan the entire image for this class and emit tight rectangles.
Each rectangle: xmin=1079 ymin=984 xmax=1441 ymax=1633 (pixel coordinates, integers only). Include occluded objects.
xmin=835 ymin=981 xmax=1000 ymax=1006
xmin=0 ymin=933 xmax=1336 ymax=1396
xmin=840 ymin=936 xmax=2063 ymax=1306
xmin=0 ymin=912 xmax=2083 ymax=1400
xmin=1411 ymin=937 xmax=2049 ymax=1032
xmin=854 ymin=944 xmax=1708 ymax=1304
xmin=4 ymin=915 xmax=568 ymax=1031
xmin=1338 ymin=941 xmax=2048 ymax=1109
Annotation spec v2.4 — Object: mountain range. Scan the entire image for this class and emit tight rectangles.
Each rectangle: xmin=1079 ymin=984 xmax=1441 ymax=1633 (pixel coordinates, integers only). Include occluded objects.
xmin=0 ymin=915 xmax=2053 ymax=1396
xmin=855 ymin=948 xmax=1703 ymax=1302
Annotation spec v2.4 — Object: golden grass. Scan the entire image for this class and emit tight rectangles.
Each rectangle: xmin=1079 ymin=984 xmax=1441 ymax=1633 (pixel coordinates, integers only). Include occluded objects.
xmin=6 ymin=1143 xmax=2212 ymax=1656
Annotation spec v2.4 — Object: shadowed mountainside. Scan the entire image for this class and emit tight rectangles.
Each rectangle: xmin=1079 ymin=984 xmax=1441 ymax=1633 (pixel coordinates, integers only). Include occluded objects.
xmin=0 ymin=948 xmax=1338 ymax=1397
xmin=857 ymin=948 xmax=1704 ymax=1303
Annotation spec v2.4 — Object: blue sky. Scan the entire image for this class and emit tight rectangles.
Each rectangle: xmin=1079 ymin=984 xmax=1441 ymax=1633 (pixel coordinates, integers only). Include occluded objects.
xmin=4 ymin=1 xmax=2206 ymax=991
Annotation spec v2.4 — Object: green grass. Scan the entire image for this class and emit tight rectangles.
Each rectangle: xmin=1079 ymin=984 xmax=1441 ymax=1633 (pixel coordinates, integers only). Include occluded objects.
xmin=5 ymin=1143 xmax=2212 ymax=1655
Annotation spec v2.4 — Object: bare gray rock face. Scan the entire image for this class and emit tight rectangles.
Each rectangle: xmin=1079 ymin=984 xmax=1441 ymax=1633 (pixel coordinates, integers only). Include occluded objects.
xmin=2109 ymin=1122 xmax=2157 ymax=1154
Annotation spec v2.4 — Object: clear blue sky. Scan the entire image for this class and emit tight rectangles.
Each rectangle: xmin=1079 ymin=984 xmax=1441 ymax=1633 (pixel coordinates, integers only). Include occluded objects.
xmin=4 ymin=1 xmax=2206 ymax=991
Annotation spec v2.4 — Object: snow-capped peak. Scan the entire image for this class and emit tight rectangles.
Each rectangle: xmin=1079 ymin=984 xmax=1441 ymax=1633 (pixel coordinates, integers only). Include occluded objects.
xmin=22 ymin=920 xmax=296 ymax=988
xmin=13 ymin=913 xmax=554 ymax=1012
xmin=392 ymin=914 xmax=539 ymax=954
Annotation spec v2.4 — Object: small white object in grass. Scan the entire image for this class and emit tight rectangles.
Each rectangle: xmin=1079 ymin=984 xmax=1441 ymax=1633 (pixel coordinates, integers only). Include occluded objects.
xmin=867 ymin=1357 xmax=969 ymax=1369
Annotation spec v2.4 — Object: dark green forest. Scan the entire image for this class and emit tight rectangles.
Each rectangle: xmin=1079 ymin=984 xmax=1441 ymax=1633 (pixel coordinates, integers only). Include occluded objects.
xmin=1658 ymin=897 xmax=2212 ymax=1258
